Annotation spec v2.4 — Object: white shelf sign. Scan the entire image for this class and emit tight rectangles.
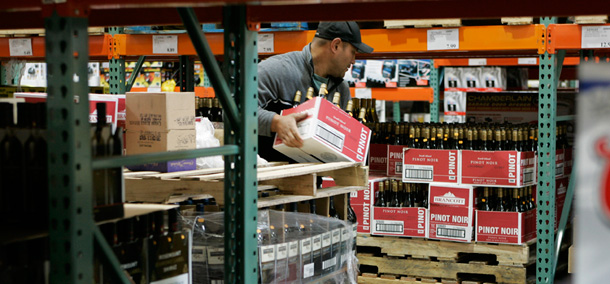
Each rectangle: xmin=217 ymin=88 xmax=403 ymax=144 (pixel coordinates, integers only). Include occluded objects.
xmin=468 ymin=58 xmax=487 ymax=66
xmin=152 ymin=35 xmax=178 ymax=54
xmin=355 ymin=88 xmax=372 ymax=99
xmin=9 ymin=38 xmax=33 ymax=56
xmin=582 ymin=26 xmax=610 ymax=48
xmin=518 ymin=58 xmax=537 ymax=65
xmin=427 ymin=29 xmax=459 ymax=51
xmin=258 ymin=33 xmax=274 ymax=53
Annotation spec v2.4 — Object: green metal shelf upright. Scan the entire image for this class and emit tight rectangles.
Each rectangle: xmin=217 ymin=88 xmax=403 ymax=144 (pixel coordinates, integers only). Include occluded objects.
xmin=44 ymin=5 xmax=259 ymax=284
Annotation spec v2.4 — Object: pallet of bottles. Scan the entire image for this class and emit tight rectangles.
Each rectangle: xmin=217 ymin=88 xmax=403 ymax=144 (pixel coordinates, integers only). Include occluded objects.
xmin=124 ymin=161 xmax=368 ymax=204
xmin=356 ymin=225 xmax=573 ymax=284
xmin=184 ymin=209 xmax=358 ymax=284
xmin=352 ymin=177 xmax=560 ymax=245
xmin=367 ymin=121 xmax=573 ymax=187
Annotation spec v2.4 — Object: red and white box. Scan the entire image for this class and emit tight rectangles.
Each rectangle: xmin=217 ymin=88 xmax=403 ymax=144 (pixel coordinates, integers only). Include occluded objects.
xmin=564 ymin=148 xmax=573 ymax=177
xmin=555 ymin=177 xmax=569 ymax=230
xmin=475 ymin=209 xmax=536 ymax=244
xmin=387 ymin=145 xmax=407 ymax=178
xmin=350 ymin=176 xmax=387 ymax=234
xmin=273 ymin=97 xmax=372 ymax=163
xmin=556 ymin=149 xmax=565 ymax=178
xmin=428 ymin=184 xmax=476 ymax=242
xmin=14 ymin=92 xmax=119 ymax=132
xmin=402 ymin=148 xmax=460 ymax=184
xmin=368 ymin=144 xmax=388 ymax=174
xmin=460 ymin=150 xmax=536 ymax=187
xmin=371 ymin=206 xmax=428 ymax=238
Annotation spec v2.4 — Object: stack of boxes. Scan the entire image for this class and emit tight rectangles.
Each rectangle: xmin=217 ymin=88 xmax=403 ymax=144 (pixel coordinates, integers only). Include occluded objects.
xmin=355 ymin=138 xmax=573 ymax=244
xmin=125 ymin=92 xmax=197 ymax=172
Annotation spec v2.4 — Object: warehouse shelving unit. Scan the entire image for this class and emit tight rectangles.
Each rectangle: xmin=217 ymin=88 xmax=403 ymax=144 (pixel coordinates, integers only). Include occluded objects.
xmin=3 ymin=0 xmax=610 ymax=283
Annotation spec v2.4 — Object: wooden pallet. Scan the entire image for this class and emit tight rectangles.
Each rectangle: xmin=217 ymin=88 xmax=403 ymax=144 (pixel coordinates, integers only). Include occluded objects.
xmin=358 ymin=273 xmax=534 ymax=284
xmin=357 ymin=234 xmax=535 ymax=266
xmin=124 ymin=162 xmax=368 ymax=206
xmin=384 ymin=19 xmax=461 ymax=29
xmin=357 ymin=254 xmax=533 ymax=284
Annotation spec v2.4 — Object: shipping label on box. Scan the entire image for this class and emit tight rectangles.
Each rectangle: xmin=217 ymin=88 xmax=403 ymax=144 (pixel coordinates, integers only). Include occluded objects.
xmin=556 ymin=149 xmax=566 ymax=178
xmin=368 ymin=144 xmax=388 ymax=173
xmin=273 ymin=97 xmax=371 ymax=163
xmin=428 ymin=184 xmax=475 ymax=242
xmin=126 ymin=129 xmax=196 ymax=154
xmin=350 ymin=177 xmax=387 ymax=234
xmin=372 ymin=207 xmax=428 ymax=238
xmin=387 ymin=145 xmax=406 ymax=178
xmin=461 ymin=150 xmax=536 ymax=187
xmin=402 ymin=148 xmax=459 ymax=184
xmin=126 ymin=92 xmax=195 ymax=131
xmin=475 ymin=209 xmax=536 ymax=244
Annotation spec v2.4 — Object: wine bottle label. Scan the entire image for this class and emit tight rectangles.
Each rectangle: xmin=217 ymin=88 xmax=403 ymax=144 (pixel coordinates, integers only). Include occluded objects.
xmin=331 ymin=229 xmax=341 ymax=244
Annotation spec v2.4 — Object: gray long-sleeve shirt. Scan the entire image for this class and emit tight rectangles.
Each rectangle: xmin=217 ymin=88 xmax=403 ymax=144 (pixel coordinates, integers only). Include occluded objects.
xmin=257 ymin=44 xmax=352 ymax=137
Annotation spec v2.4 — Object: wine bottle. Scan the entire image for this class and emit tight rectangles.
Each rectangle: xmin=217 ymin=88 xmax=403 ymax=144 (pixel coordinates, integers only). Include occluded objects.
xmin=318 ymin=83 xmax=328 ymax=98
xmin=345 ymin=100 xmax=354 ymax=118
xmin=332 ymin=92 xmax=341 ymax=107
xmin=480 ymin=188 xmax=493 ymax=211
xmin=92 ymin=103 xmax=108 ymax=208
xmin=329 ymin=196 xmax=340 ymax=219
xmin=494 ymin=188 xmax=507 ymax=212
xmin=305 ymin=87 xmax=315 ymax=101
xmin=390 ymin=180 xmax=400 ymax=207
xmin=374 ymin=182 xmax=386 ymax=207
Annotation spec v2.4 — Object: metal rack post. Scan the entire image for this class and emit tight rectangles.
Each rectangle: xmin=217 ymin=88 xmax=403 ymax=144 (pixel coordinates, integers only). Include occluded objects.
xmin=108 ymin=27 xmax=126 ymax=94
xmin=430 ymin=62 xmax=441 ymax=123
xmin=45 ymin=13 xmax=94 ymax=284
xmin=537 ymin=16 xmax=565 ymax=284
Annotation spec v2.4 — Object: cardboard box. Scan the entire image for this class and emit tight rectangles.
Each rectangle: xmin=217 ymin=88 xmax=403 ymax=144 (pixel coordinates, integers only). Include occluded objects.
xmin=428 ymin=184 xmax=476 ymax=242
xmin=402 ymin=148 xmax=460 ymax=184
xmin=460 ymin=150 xmax=536 ymax=187
xmin=125 ymin=129 xmax=196 ymax=172
xmin=475 ymin=209 xmax=536 ymax=244
xmin=387 ymin=145 xmax=406 ymax=178
xmin=126 ymin=92 xmax=195 ymax=132
xmin=372 ymin=206 xmax=428 ymax=238
xmin=368 ymin=144 xmax=388 ymax=174
xmin=273 ymin=97 xmax=372 ymax=163
xmin=350 ymin=176 xmax=387 ymax=234
xmin=556 ymin=177 xmax=569 ymax=230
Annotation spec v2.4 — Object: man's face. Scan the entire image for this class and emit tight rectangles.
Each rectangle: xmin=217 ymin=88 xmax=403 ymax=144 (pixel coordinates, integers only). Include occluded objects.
xmin=330 ymin=41 xmax=357 ymax=78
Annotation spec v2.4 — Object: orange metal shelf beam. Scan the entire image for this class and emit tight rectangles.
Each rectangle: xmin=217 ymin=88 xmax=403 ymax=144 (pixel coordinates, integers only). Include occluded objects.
xmin=114 ymin=25 xmax=544 ymax=57
xmin=0 ymin=34 xmax=112 ymax=59
xmin=349 ymin=87 xmax=433 ymax=102
xmin=547 ymin=24 xmax=610 ymax=54
xmin=434 ymin=57 xmax=580 ymax=67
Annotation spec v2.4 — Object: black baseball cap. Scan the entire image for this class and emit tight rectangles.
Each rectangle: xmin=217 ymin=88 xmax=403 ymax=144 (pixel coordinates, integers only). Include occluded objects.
xmin=315 ymin=21 xmax=374 ymax=54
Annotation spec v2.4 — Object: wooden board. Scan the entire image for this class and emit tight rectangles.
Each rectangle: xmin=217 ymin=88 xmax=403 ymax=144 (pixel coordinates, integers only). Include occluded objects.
xmin=125 ymin=178 xmax=225 ymax=204
xmin=358 ymin=255 xmax=528 ymax=284
xmin=575 ymin=15 xmax=608 ymax=24
xmin=501 ymin=17 xmax=534 ymax=25
xmin=384 ymin=19 xmax=461 ymax=29
xmin=357 ymin=234 xmax=535 ymax=265
xmin=0 ymin=27 xmax=104 ymax=36
xmin=143 ymin=161 xmax=289 ymax=180
xmin=258 ymin=186 xmax=362 ymax=208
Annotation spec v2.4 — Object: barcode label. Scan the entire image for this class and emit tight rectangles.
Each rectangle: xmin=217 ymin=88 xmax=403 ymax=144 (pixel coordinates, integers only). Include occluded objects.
xmin=373 ymin=220 xmax=404 ymax=234
xmin=192 ymin=246 xmax=207 ymax=263
xmin=323 ymin=257 xmax=337 ymax=270
xmin=556 ymin=163 xmax=564 ymax=177
xmin=437 ymin=227 xmax=466 ymax=238
xmin=315 ymin=121 xmax=345 ymax=151
xmin=404 ymin=164 xmax=434 ymax=181
xmin=395 ymin=163 xmax=402 ymax=174
xmin=303 ymin=263 xmax=315 ymax=278
xmin=523 ymin=167 xmax=535 ymax=183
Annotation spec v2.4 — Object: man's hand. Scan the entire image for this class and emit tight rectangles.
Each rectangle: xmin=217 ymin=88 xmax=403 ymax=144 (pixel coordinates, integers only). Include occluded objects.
xmin=271 ymin=112 xmax=308 ymax=148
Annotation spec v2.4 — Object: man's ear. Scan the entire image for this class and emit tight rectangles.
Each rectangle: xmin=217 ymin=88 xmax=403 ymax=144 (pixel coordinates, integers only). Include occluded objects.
xmin=330 ymin=38 xmax=342 ymax=53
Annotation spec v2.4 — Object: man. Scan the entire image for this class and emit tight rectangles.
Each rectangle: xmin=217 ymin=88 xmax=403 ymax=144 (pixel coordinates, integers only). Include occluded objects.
xmin=257 ymin=21 xmax=373 ymax=162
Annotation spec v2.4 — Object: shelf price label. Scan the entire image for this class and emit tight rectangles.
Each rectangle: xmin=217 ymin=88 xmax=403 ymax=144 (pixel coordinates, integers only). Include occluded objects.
xmin=355 ymin=88 xmax=372 ymax=99
xmin=9 ymin=38 xmax=33 ymax=56
xmin=427 ymin=29 xmax=459 ymax=51
xmin=258 ymin=33 xmax=274 ymax=53
xmin=581 ymin=26 xmax=610 ymax=49
xmin=518 ymin=58 xmax=537 ymax=65
xmin=152 ymin=35 xmax=178 ymax=54
xmin=468 ymin=58 xmax=487 ymax=66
